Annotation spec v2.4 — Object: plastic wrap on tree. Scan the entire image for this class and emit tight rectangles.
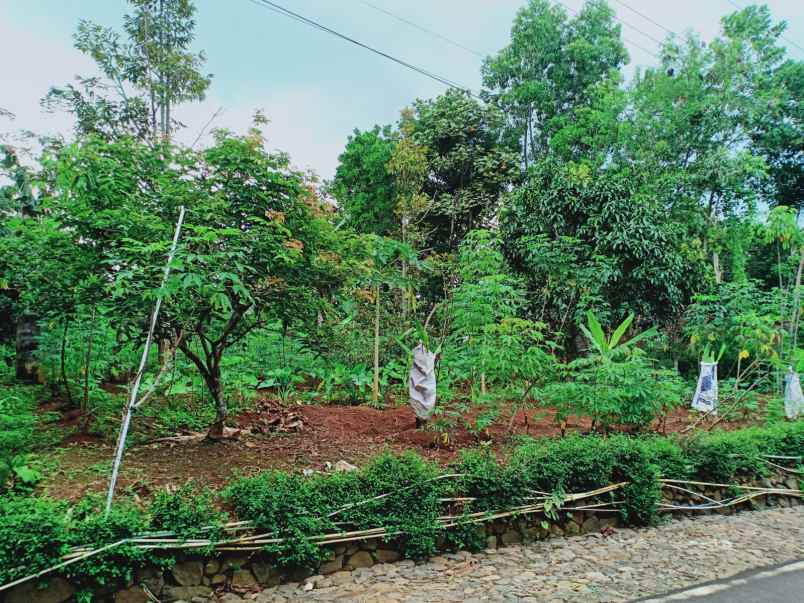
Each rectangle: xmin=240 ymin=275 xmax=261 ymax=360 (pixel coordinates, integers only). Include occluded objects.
xmin=692 ymin=362 xmax=718 ymax=414
xmin=409 ymin=343 xmax=436 ymax=420
xmin=783 ymin=367 xmax=803 ymax=420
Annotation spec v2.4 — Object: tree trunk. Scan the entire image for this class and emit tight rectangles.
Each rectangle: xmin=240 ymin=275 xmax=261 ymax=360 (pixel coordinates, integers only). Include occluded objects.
xmin=60 ymin=319 xmax=74 ymax=406
xmin=712 ymin=251 xmax=722 ymax=284
xmin=790 ymin=247 xmax=804 ymax=351
xmin=179 ymin=340 xmax=228 ymax=439
xmin=207 ymin=372 xmax=227 ymax=438
xmin=401 ymin=218 xmax=408 ymax=317
xmin=15 ymin=314 xmax=39 ymax=383
xmin=83 ymin=308 xmax=96 ymax=411
xmin=373 ymin=285 xmax=380 ymax=403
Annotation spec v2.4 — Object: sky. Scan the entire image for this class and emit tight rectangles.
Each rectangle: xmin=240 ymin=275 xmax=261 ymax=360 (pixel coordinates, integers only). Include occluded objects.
xmin=1 ymin=0 xmax=803 ymax=181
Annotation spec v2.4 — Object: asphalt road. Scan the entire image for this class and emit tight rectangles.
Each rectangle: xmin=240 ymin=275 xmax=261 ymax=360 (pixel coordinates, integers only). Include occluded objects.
xmin=638 ymin=559 xmax=804 ymax=602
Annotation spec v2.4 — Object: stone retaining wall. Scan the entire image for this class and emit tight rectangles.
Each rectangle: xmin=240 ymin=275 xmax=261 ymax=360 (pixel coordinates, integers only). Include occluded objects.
xmin=3 ymin=473 xmax=800 ymax=603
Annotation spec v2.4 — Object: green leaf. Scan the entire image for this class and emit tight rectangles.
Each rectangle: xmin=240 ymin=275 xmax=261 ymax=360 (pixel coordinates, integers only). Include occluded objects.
xmin=585 ymin=310 xmax=608 ymax=353
xmin=609 ymin=313 xmax=634 ymax=349
xmin=13 ymin=464 xmax=42 ymax=485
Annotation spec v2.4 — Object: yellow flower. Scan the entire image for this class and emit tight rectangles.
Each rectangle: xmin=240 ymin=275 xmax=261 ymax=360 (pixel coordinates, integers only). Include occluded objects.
xmin=739 ymin=349 xmax=749 ymax=360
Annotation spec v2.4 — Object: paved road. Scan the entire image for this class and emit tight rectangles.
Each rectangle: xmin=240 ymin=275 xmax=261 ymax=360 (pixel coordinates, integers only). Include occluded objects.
xmin=640 ymin=559 xmax=804 ymax=602
xmin=251 ymin=506 xmax=804 ymax=602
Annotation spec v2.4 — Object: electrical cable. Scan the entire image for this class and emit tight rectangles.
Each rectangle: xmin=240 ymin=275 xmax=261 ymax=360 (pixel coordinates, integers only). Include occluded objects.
xmin=612 ymin=0 xmax=676 ymax=35
xmin=246 ymin=0 xmax=478 ymax=95
xmin=358 ymin=0 xmax=487 ymax=58
xmin=556 ymin=1 xmax=663 ymax=60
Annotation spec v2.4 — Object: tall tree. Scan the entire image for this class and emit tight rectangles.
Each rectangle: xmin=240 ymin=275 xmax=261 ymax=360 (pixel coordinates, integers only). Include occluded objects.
xmin=45 ymin=0 xmax=211 ymax=141
xmin=408 ymin=89 xmax=518 ymax=253
xmin=330 ymin=126 xmax=397 ymax=236
xmin=482 ymin=0 xmax=627 ymax=168
xmin=501 ymin=158 xmax=704 ymax=352
xmin=0 ymin=147 xmax=44 ymax=380
xmin=622 ymin=6 xmax=797 ymax=281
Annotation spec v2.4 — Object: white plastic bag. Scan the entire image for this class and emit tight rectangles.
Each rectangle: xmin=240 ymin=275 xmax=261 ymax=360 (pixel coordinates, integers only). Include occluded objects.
xmin=783 ymin=367 xmax=803 ymax=420
xmin=409 ymin=343 xmax=437 ymax=420
xmin=692 ymin=361 xmax=718 ymax=414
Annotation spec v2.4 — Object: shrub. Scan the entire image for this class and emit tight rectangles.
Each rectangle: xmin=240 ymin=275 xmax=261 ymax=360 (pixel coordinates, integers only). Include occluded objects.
xmin=640 ymin=436 xmax=691 ymax=479
xmin=66 ymin=499 xmax=154 ymax=591
xmin=0 ymin=386 xmax=42 ymax=492
xmin=542 ymin=354 xmax=685 ymax=432
xmin=685 ymin=423 xmax=804 ymax=482
xmin=508 ymin=434 xmax=661 ymax=525
xmin=150 ymin=482 xmax=226 ymax=542
xmin=452 ymin=448 xmax=520 ymax=513
xmin=0 ymin=496 xmax=70 ymax=585
xmin=224 ymin=470 xmax=336 ymax=568
xmin=333 ymin=452 xmax=443 ymax=559
xmin=540 ymin=312 xmax=685 ymax=432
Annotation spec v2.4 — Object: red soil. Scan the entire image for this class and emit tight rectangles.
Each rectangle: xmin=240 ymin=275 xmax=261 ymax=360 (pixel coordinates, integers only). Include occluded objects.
xmin=41 ymin=397 xmax=754 ymax=502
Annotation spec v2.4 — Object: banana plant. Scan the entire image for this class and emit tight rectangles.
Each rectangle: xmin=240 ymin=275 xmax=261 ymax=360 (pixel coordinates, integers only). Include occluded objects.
xmin=580 ymin=311 xmax=656 ymax=360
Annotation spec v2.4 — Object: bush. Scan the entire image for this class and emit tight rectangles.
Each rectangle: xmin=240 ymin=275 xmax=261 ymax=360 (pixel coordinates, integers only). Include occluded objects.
xmin=224 ymin=470 xmax=336 ymax=568
xmin=640 ymin=436 xmax=691 ymax=479
xmin=150 ymin=483 xmax=226 ymax=542
xmin=685 ymin=423 xmax=804 ymax=482
xmin=1 ymin=423 xmax=801 ymax=591
xmin=0 ymin=385 xmax=42 ymax=492
xmin=542 ymin=354 xmax=685 ymax=432
xmin=332 ymin=452 xmax=443 ymax=559
xmin=0 ymin=496 xmax=70 ymax=585
xmin=66 ymin=498 xmax=154 ymax=591
xmin=508 ymin=435 xmax=661 ymax=525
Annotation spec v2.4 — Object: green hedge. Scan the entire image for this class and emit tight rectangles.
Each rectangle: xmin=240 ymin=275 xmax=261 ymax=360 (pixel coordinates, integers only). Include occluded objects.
xmin=1 ymin=422 xmax=801 ymax=596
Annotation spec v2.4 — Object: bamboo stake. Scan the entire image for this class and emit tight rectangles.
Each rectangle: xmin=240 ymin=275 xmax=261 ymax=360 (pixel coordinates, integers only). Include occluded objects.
xmin=105 ymin=206 xmax=186 ymax=514
xmin=0 ymin=540 xmax=130 ymax=593
xmin=6 ymin=478 xmax=798 ymax=592
xmin=660 ymin=479 xmax=801 ymax=495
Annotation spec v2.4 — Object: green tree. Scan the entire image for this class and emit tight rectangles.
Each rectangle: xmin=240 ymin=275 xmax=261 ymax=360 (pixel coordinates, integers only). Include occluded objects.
xmin=330 ymin=126 xmax=397 ymax=236
xmin=409 ymin=90 xmax=518 ymax=253
xmin=359 ymin=236 xmax=416 ymax=403
xmin=622 ymin=6 xmax=797 ymax=280
xmin=0 ymin=147 xmax=47 ymax=380
xmin=45 ymin=0 xmax=211 ymax=141
xmin=482 ymin=0 xmax=627 ymax=167
xmin=43 ymin=127 xmax=342 ymax=435
xmin=448 ymin=230 xmax=525 ymax=393
xmin=502 ymin=159 xmax=703 ymax=351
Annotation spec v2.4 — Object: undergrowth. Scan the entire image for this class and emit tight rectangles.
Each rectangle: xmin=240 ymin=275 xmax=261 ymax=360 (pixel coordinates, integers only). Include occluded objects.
xmin=0 ymin=422 xmax=801 ymax=596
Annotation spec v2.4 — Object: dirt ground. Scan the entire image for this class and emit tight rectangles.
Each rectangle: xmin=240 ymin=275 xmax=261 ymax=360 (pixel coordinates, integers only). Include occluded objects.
xmin=40 ymin=396 xmax=755 ymax=502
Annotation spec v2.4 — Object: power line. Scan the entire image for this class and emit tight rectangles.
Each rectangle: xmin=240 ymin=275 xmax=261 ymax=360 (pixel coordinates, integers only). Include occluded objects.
xmin=612 ymin=0 xmax=676 ymax=36
xmin=725 ymin=0 xmax=804 ymax=54
xmin=246 ymin=0 xmax=477 ymax=95
xmin=614 ymin=14 xmax=665 ymax=46
xmin=556 ymin=1 xmax=663 ymax=60
xmin=358 ymin=0 xmax=486 ymax=58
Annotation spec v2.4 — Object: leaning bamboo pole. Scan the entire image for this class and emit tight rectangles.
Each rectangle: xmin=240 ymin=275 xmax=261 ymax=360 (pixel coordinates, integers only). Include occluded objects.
xmin=105 ymin=206 xmax=186 ymax=514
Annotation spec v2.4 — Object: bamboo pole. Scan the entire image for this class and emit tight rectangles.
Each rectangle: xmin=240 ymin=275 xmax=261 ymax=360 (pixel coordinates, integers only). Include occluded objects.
xmin=105 ymin=206 xmax=186 ymax=514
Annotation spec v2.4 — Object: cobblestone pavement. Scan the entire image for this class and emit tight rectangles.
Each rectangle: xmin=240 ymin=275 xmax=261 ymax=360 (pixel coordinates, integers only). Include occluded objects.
xmin=246 ymin=507 xmax=804 ymax=603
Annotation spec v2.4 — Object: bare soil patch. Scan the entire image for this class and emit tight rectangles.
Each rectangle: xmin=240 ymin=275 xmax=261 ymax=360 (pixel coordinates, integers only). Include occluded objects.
xmin=41 ymin=396 xmax=756 ymax=502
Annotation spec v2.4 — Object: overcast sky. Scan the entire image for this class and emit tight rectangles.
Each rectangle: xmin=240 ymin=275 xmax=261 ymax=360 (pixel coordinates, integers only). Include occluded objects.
xmin=1 ymin=0 xmax=802 ymax=180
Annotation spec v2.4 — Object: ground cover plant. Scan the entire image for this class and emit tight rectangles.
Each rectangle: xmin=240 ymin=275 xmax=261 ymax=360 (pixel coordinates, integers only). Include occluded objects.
xmin=1 ymin=0 xmax=803 ymax=594
xmin=0 ymin=422 xmax=801 ymax=597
